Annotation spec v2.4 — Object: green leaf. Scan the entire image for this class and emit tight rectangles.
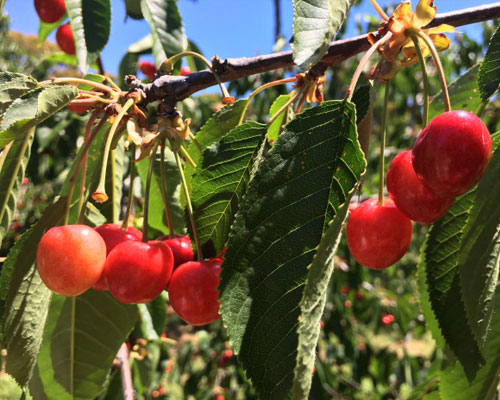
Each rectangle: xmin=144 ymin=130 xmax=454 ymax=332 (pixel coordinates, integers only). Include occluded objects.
xmin=459 ymin=136 xmax=500 ymax=350
xmin=77 ymin=73 xmax=107 ymax=91
xmin=439 ymin=285 xmax=500 ymax=400
xmin=184 ymin=100 xmax=248 ymax=182
xmin=267 ymin=95 xmax=292 ymax=145
xmin=0 ymin=197 xmax=66 ymax=387
xmin=128 ymin=34 xmax=153 ymax=54
xmin=140 ymin=0 xmax=187 ymax=66
xmin=429 ymin=64 xmax=481 ymax=120
xmin=38 ymin=16 xmax=66 ymax=43
xmin=118 ymin=52 xmax=139 ymax=90
xmin=352 ymin=84 xmax=371 ymax=124
xmin=0 ymin=72 xmax=38 ymax=116
xmin=421 ymin=191 xmax=485 ymax=379
xmin=0 ymin=85 xmax=78 ymax=149
xmin=291 ymin=201 xmax=358 ymax=399
xmin=219 ymin=100 xmax=365 ymax=398
xmin=191 ymin=121 xmax=267 ymax=257
xmin=29 ymin=291 xmax=137 ymax=400
xmin=478 ymin=25 xmax=500 ymax=101
xmin=0 ymin=128 xmax=34 ymax=246
xmin=66 ymin=0 xmax=111 ymax=73
xmin=292 ymin=0 xmax=354 ymax=71
xmin=124 ymin=0 xmax=144 ymax=19
xmin=136 ymin=149 xmax=185 ymax=237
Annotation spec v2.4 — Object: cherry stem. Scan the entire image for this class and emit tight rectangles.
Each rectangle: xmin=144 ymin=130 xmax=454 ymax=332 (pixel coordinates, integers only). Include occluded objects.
xmin=346 ymin=31 xmax=393 ymax=102
xmin=238 ymin=77 xmax=298 ymax=126
xmin=414 ymin=30 xmax=451 ymax=112
xmin=160 ymin=140 xmax=175 ymax=239
xmin=378 ymin=80 xmax=390 ymax=206
xmin=162 ymin=51 xmax=231 ymax=99
xmin=267 ymin=90 xmax=301 ymax=126
xmin=410 ymin=34 xmax=429 ymax=126
xmin=174 ymin=150 xmax=202 ymax=261
xmin=40 ymin=77 xmax=118 ymax=97
xmin=76 ymin=93 xmax=115 ymax=104
xmin=369 ymin=0 xmax=390 ymax=21
xmin=121 ymin=145 xmax=136 ymax=231
xmin=295 ymin=84 xmax=311 ymax=114
xmin=179 ymin=144 xmax=197 ymax=168
xmin=110 ymin=149 xmax=118 ymax=224
xmin=66 ymin=113 xmax=108 ymax=225
xmin=76 ymin=112 xmax=100 ymax=224
xmin=143 ymin=141 xmax=160 ymax=243
xmin=94 ymin=98 xmax=135 ymax=202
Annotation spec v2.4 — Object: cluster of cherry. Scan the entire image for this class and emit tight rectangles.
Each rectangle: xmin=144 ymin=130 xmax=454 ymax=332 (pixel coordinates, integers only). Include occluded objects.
xmin=346 ymin=110 xmax=492 ymax=269
xmin=36 ymin=223 xmax=222 ymax=326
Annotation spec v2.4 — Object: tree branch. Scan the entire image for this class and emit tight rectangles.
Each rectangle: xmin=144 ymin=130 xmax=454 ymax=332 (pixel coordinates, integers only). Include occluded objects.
xmin=130 ymin=2 xmax=500 ymax=104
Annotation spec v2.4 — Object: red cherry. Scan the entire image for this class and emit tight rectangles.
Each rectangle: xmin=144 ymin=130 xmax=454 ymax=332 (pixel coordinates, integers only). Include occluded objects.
xmin=412 ymin=110 xmax=492 ymax=197
xmin=139 ymin=60 xmax=157 ymax=80
xmin=56 ymin=24 xmax=76 ymax=55
xmin=104 ymin=240 xmax=174 ymax=304
xmin=346 ymin=198 xmax=412 ymax=269
xmin=92 ymin=224 xmax=142 ymax=290
xmin=34 ymin=0 xmax=66 ymax=23
xmin=387 ymin=150 xmax=454 ymax=223
xmin=180 ymin=66 xmax=192 ymax=75
xmin=382 ymin=313 xmax=395 ymax=325
xmin=36 ymin=225 xmax=106 ymax=297
xmin=168 ymin=258 xmax=222 ymax=325
xmin=217 ymin=349 xmax=233 ymax=367
xmin=157 ymin=234 xmax=193 ymax=269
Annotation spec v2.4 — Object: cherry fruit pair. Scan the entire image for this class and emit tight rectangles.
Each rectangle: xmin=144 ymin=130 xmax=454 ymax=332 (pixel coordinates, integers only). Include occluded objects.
xmin=347 ymin=111 xmax=491 ymax=270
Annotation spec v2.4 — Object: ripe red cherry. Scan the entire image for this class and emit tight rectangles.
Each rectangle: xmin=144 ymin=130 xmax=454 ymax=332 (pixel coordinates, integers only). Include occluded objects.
xmin=168 ymin=258 xmax=222 ymax=325
xmin=180 ymin=66 xmax=192 ymax=76
xmin=346 ymin=198 xmax=412 ymax=269
xmin=387 ymin=150 xmax=454 ymax=223
xmin=56 ymin=23 xmax=76 ymax=55
xmin=139 ymin=60 xmax=157 ymax=80
xmin=104 ymin=240 xmax=173 ymax=304
xmin=412 ymin=110 xmax=492 ymax=197
xmin=157 ymin=234 xmax=193 ymax=269
xmin=34 ymin=0 xmax=66 ymax=23
xmin=36 ymin=225 xmax=106 ymax=297
xmin=92 ymin=224 xmax=142 ymax=290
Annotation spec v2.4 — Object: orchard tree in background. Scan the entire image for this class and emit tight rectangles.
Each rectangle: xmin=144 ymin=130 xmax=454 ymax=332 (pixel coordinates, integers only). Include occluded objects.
xmin=0 ymin=0 xmax=500 ymax=399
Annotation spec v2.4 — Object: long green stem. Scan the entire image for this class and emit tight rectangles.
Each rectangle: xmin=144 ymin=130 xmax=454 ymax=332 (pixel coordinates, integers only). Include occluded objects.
xmin=76 ymin=112 xmax=100 ymax=224
xmin=93 ymin=98 xmax=135 ymax=203
xmin=174 ymin=151 xmax=201 ymax=260
xmin=40 ymin=77 xmax=118 ymax=97
xmin=414 ymin=30 xmax=451 ymax=112
xmin=379 ymin=80 xmax=390 ymax=206
xmin=110 ymin=149 xmax=118 ymax=224
xmin=160 ymin=141 xmax=175 ymax=239
xmin=121 ymin=145 xmax=136 ymax=231
xmin=238 ymin=77 xmax=298 ymax=125
xmin=410 ymin=34 xmax=429 ymax=126
xmin=142 ymin=141 xmax=160 ymax=242
xmin=346 ymin=31 xmax=393 ymax=102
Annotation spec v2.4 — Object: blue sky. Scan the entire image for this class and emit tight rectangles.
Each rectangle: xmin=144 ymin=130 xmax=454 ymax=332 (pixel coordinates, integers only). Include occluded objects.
xmin=4 ymin=0 xmax=494 ymax=76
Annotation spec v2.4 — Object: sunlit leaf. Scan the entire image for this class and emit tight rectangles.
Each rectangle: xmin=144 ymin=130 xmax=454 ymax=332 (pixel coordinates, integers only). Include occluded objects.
xmin=0 ymin=72 xmax=37 ymax=116
xmin=293 ymin=0 xmax=354 ymax=70
xmin=219 ymin=100 xmax=365 ymax=398
xmin=0 ymin=85 xmax=78 ymax=148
